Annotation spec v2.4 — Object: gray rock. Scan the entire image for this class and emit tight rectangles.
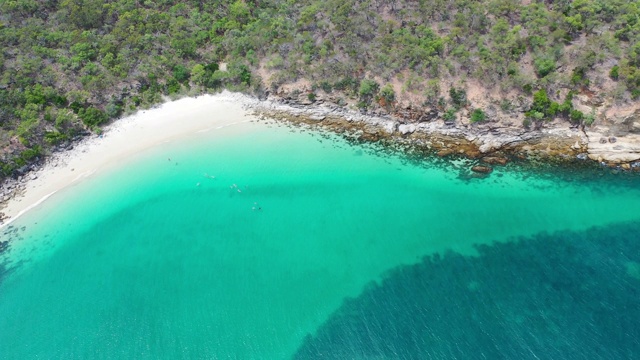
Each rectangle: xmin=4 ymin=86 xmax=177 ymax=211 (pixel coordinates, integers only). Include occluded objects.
xmin=16 ymin=165 xmax=29 ymax=175
xmin=381 ymin=121 xmax=397 ymax=134
xmin=398 ymin=124 xmax=416 ymax=135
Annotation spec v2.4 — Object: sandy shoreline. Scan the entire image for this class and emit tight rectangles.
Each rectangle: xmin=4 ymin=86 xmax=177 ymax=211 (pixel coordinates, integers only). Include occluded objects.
xmin=1 ymin=89 xmax=638 ymax=228
xmin=0 ymin=91 xmax=258 ymax=227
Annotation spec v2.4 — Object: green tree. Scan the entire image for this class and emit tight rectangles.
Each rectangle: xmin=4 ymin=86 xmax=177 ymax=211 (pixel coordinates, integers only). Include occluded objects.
xmin=358 ymin=79 xmax=379 ymax=102
xmin=570 ymin=109 xmax=584 ymax=123
xmin=173 ymin=65 xmax=190 ymax=83
xmin=78 ymin=107 xmax=107 ymax=127
xmin=449 ymin=87 xmax=467 ymax=109
xmin=534 ymin=57 xmax=555 ymax=78
xmin=60 ymin=0 xmax=105 ymax=29
xmin=532 ymin=89 xmax=550 ymax=112
xmin=379 ymin=84 xmax=395 ymax=104
xmin=191 ymin=64 xmax=207 ymax=86
xmin=610 ymin=65 xmax=619 ymax=80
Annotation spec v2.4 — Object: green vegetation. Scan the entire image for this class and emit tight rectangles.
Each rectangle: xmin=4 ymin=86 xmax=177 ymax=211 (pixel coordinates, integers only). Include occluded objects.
xmin=359 ymin=80 xmax=380 ymax=102
xmin=1 ymin=0 xmax=639 ymax=179
xmin=470 ymin=109 xmax=487 ymax=123
xmin=525 ymin=89 xmax=586 ymax=125
xmin=443 ymin=109 xmax=457 ymax=123
xmin=610 ymin=65 xmax=620 ymax=80
xmin=449 ymin=88 xmax=467 ymax=110
xmin=379 ymin=85 xmax=396 ymax=105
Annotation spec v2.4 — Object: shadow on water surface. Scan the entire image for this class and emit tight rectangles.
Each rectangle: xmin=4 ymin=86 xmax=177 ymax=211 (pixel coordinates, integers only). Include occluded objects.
xmin=294 ymin=221 xmax=640 ymax=360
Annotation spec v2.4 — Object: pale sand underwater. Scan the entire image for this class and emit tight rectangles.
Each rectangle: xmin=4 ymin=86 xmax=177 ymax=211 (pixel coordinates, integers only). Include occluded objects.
xmin=2 ymin=107 xmax=640 ymax=358
xmin=1 ymin=91 xmax=257 ymax=226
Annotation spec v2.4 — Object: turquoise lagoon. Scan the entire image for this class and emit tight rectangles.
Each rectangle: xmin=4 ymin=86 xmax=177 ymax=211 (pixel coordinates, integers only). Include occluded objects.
xmin=1 ymin=118 xmax=640 ymax=359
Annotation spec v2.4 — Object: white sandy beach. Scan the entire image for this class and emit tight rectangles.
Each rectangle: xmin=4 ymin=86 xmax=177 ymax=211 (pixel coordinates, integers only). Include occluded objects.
xmin=0 ymin=91 xmax=258 ymax=226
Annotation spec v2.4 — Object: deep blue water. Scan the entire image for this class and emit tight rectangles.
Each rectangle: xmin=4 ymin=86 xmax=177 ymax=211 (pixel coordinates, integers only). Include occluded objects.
xmin=295 ymin=221 xmax=640 ymax=359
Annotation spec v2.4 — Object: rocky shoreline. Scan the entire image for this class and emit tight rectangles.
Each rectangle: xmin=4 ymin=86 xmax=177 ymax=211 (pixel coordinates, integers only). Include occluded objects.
xmin=250 ymin=96 xmax=639 ymax=171
xmin=1 ymin=92 xmax=639 ymax=223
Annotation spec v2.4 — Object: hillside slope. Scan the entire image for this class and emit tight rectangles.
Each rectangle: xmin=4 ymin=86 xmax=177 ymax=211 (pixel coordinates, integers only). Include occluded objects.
xmin=1 ymin=0 xmax=639 ymax=177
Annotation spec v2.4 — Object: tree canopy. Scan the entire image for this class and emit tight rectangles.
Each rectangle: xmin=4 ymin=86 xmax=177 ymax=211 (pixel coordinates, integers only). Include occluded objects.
xmin=1 ymin=0 xmax=639 ymax=178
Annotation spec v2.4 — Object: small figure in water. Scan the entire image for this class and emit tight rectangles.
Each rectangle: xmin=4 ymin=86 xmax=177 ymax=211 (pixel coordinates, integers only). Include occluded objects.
xmin=196 ymin=182 xmax=200 ymax=187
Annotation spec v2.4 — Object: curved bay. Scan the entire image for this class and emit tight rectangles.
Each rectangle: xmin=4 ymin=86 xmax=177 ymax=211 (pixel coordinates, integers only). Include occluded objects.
xmin=1 ymin=120 xmax=640 ymax=359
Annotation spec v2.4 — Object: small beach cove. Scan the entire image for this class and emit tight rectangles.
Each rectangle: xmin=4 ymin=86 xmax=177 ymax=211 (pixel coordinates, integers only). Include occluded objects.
xmin=1 ymin=93 xmax=640 ymax=358
xmin=0 ymin=92 xmax=260 ymax=227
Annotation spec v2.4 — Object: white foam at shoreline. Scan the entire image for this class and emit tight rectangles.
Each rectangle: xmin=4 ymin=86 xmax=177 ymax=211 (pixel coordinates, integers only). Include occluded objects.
xmin=0 ymin=91 xmax=258 ymax=227
xmin=1 ymin=191 xmax=57 ymax=228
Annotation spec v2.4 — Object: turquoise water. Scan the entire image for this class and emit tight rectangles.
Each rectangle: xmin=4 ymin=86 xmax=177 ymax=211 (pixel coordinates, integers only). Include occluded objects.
xmin=1 ymin=119 xmax=640 ymax=359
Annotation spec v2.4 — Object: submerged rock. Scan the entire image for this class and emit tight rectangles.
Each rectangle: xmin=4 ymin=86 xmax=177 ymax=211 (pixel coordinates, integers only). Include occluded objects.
xmin=471 ymin=165 xmax=493 ymax=174
xmin=481 ymin=156 xmax=509 ymax=166
xmin=437 ymin=149 xmax=455 ymax=157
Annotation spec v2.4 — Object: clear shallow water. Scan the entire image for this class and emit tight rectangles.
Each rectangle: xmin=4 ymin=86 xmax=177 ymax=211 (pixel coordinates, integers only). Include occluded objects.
xmin=1 ymin=120 xmax=640 ymax=359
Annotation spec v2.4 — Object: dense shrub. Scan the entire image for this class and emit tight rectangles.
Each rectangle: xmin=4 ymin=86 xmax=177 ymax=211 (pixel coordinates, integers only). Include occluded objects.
xmin=449 ymin=88 xmax=467 ymax=109
xmin=470 ymin=109 xmax=487 ymax=123
xmin=359 ymin=79 xmax=379 ymax=102
xmin=78 ymin=107 xmax=108 ymax=127
xmin=379 ymin=84 xmax=395 ymax=104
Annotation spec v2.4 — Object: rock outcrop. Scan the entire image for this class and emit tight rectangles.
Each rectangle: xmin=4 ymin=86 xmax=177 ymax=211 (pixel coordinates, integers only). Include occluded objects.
xmin=586 ymin=107 xmax=640 ymax=163
xmin=253 ymin=98 xmax=592 ymax=167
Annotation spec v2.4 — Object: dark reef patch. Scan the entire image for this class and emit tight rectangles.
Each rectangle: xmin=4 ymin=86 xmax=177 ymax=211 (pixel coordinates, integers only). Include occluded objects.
xmin=0 ymin=225 xmax=26 ymax=285
xmin=294 ymin=222 xmax=640 ymax=359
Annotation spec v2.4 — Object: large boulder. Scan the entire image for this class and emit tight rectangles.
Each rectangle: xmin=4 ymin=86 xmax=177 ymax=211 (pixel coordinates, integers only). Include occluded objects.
xmin=398 ymin=124 xmax=416 ymax=135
